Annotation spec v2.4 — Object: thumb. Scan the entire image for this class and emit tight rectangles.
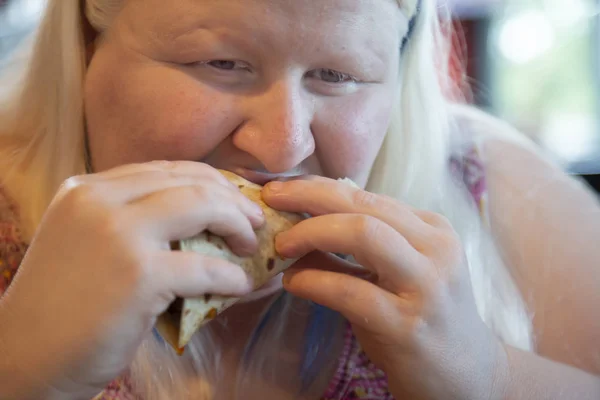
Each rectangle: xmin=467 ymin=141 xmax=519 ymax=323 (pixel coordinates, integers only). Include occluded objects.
xmin=157 ymin=251 xmax=254 ymax=298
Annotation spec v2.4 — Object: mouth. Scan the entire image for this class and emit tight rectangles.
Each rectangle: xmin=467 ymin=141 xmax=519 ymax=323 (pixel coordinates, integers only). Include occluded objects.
xmin=231 ymin=168 xmax=303 ymax=186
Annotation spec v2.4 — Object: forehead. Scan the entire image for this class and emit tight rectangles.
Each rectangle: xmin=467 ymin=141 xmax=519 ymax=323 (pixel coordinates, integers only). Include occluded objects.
xmin=122 ymin=0 xmax=407 ymax=53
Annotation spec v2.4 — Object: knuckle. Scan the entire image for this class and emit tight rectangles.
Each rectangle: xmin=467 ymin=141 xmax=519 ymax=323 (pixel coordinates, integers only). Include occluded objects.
xmin=181 ymin=183 xmax=211 ymax=203
xmin=335 ymin=277 xmax=356 ymax=304
xmin=59 ymin=175 xmax=85 ymax=193
xmin=354 ymin=214 xmax=385 ymax=242
xmin=201 ymin=263 xmax=222 ymax=287
xmin=96 ymin=208 xmax=131 ymax=238
xmin=145 ymin=169 xmax=181 ymax=183
xmin=103 ymin=224 xmax=149 ymax=285
xmin=120 ymin=246 xmax=144 ymax=273
xmin=438 ymin=229 xmax=461 ymax=252
xmin=433 ymin=215 xmax=453 ymax=230
xmin=121 ymin=254 xmax=150 ymax=291
xmin=148 ymin=160 xmax=180 ymax=170
xmin=58 ymin=174 xmax=89 ymax=197
xmin=60 ymin=180 xmax=97 ymax=206
xmin=149 ymin=160 xmax=214 ymax=175
xmin=56 ymin=179 xmax=118 ymax=223
xmin=350 ymin=188 xmax=379 ymax=208
xmin=202 ymin=164 xmax=225 ymax=178
xmin=419 ymin=210 xmax=452 ymax=228
xmin=192 ymin=185 xmax=214 ymax=203
xmin=428 ymin=229 xmax=464 ymax=265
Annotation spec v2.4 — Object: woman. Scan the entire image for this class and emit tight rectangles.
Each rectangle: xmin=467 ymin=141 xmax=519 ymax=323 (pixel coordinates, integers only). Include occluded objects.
xmin=0 ymin=0 xmax=599 ymax=399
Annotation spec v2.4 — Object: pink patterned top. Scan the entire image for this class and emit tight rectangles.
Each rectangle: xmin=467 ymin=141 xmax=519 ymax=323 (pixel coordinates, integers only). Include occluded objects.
xmin=0 ymin=145 xmax=487 ymax=400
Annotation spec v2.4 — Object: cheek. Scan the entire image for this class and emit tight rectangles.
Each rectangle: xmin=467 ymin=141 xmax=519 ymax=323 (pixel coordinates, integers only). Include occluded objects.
xmin=314 ymin=90 xmax=394 ymax=185
xmin=85 ymin=48 xmax=239 ymax=169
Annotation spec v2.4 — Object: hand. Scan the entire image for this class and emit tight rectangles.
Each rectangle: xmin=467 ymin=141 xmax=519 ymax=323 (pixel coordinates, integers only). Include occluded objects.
xmin=0 ymin=162 xmax=263 ymax=399
xmin=262 ymin=177 xmax=505 ymax=400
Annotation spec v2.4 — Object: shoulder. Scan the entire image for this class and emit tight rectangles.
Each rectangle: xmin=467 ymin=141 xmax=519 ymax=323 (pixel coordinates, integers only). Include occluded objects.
xmin=0 ymin=183 xmax=27 ymax=296
xmin=448 ymin=104 xmax=568 ymax=195
xmin=449 ymin=104 xmax=546 ymax=155
xmin=448 ymin=105 xmax=600 ymax=264
xmin=451 ymin=107 xmax=600 ymax=370
xmin=447 ymin=104 xmax=595 ymax=209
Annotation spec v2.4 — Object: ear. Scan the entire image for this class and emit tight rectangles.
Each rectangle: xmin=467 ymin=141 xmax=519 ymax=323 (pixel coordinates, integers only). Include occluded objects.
xmin=80 ymin=0 xmax=98 ymax=64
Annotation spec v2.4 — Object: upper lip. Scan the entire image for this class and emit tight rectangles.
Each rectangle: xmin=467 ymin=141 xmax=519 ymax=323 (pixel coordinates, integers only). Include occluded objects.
xmin=231 ymin=168 xmax=303 ymax=185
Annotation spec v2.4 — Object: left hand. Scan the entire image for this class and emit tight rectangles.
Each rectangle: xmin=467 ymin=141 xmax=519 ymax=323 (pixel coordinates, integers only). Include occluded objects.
xmin=262 ymin=177 xmax=506 ymax=400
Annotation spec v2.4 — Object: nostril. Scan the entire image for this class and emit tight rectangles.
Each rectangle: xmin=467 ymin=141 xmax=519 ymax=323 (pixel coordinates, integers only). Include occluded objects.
xmin=230 ymin=114 xmax=315 ymax=173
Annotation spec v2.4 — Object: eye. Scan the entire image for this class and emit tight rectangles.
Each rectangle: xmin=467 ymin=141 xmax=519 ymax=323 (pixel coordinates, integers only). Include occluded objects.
xmin=308 ymin=69 xmax=357 ymax=84
xmin=183 ymin=60 xmax=251 ymax=72
xmin=205 ymin=60 xmax=250 ymax=71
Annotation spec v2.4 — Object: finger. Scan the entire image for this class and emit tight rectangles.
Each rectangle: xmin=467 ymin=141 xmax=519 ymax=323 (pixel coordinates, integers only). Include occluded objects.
xmin=263 ymin=179 xmax=432 ymax=246
xmin=271 ymin=174 xmax=324 ymax=183
xmin=277 ymin=214 xmax=429 ymax=292
xmin=96 ymin=171 xmax=244 ymax=206
xmin=291 ymin=251 xmax=375 ymax=280
xmin=283 ymin=268 xmax=403 ymax=333
xmin=132 ymin=181 xmax=264 ymax=228
xmin=95 ymin=161 xmax=236 ymax=188
xmin=413 ymin=209 xmax=454 ymax=230
xmin=130 ymin=185 xmax=262 ymax=255
xmin=156 ymin=251 xmax=254 ymax=298
xmin=62 ymin=163 xmax=239 ymax=205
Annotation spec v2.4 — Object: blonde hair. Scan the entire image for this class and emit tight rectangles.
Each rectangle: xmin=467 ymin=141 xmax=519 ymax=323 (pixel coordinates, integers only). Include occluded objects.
xmin=0 ymin=0 xmax=87 ymax=238
xmin=0 ymin=0 xmax=533 ymax=398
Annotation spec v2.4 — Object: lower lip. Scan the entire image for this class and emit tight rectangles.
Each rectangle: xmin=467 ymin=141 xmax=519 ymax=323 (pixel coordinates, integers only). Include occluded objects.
xmin=232 ymin=169 xmax=279 ymax=185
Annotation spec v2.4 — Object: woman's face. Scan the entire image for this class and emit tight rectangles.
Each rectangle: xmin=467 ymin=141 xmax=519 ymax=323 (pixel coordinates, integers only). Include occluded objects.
xmin=84 ymin=0 xmax=405 ymax=187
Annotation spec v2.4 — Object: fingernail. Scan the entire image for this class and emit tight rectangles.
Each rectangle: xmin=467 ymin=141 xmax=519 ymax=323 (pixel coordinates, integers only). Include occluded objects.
xmin=274 ymin=232 xmax=290 ymax=253
xmin=266 ymin=181 xmax=283 ymax=193
xmin=251 ymin=201 xmax=264 ymax=215
xmin=282 ymin=270 xmax=296 ymax=286
xmin=245 ymin=275 xmax=255 ymax=291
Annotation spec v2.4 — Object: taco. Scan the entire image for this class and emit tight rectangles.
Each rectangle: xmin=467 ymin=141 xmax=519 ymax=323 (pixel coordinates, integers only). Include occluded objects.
xmin=156 ymin=170 xmax=303 ymax=352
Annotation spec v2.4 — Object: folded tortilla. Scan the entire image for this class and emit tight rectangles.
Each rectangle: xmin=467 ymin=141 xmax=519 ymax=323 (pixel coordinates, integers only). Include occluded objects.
xmin=156 ymin=170 xmax=303 ymax=351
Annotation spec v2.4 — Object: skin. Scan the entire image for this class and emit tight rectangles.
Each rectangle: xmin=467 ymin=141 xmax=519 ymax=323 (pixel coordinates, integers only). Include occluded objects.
xmin=85 ymin=0 xmax=402 ymax=186
xmin=84 ymin=0 xmax=403 ymax=312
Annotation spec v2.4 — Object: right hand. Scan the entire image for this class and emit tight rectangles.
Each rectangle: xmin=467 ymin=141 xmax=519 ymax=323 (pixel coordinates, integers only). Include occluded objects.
xmin=0 ymin=161 xmax=263 ymax=399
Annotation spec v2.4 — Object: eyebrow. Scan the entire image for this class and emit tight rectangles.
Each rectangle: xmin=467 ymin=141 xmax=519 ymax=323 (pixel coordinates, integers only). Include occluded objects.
xmin=172 ymin=25 xmax=391 ymax=74
xmin=153 ymin=1 xmax=401 ymax=71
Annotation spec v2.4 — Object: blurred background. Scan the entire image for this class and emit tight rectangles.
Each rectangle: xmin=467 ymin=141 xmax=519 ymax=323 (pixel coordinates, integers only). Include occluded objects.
xmin=445 ymin=0 xmax=600 ymax=188
xmin=2 ymin=0 xmax=600 ymax=188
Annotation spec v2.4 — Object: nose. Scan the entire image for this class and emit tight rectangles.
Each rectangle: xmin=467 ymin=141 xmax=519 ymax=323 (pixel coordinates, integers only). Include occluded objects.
xmin=232 ymin=79 xmax=315 ymax=173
